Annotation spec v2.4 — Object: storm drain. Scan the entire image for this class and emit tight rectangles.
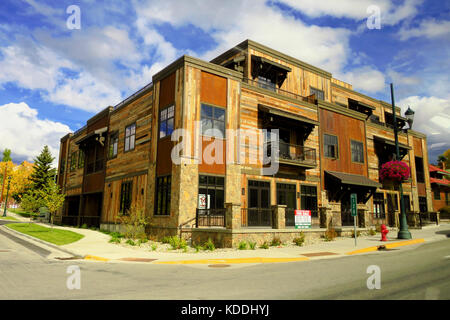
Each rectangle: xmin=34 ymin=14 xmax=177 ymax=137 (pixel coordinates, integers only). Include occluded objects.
xmin=208 ymin=264 xmax=231 ymax=268
xmin=301 ymin=252 xmax=339 ymax=257
xmin=118 ymin=258 xmax=157 ymax=263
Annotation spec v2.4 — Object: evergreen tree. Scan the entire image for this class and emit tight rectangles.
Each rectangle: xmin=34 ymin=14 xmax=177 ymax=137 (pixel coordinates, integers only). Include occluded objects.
xmin=29 ymin=146 xmax=57 ymax=191
xmin=1 ymin=149 xmax=12 ymax=162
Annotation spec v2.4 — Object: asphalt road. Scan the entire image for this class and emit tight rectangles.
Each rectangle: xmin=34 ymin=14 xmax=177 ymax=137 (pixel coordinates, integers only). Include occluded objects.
xmin=0 ymin=224 xmax=449 ymax=300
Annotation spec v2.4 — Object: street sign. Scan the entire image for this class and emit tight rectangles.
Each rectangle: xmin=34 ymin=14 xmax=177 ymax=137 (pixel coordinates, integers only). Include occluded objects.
xmin=295 ymin=210 xmax=311 ymax=229
xmin=351 ymin=193 xmax=357 ymax=217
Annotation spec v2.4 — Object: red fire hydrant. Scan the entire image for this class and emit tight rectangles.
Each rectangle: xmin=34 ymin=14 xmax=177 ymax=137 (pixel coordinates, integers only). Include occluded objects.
xmin=380 ymin=224 xmax=389 ymax=241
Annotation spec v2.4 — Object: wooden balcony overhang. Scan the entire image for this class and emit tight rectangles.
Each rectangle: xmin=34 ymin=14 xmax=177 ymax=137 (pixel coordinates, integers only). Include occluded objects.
xmin=326 ymin=171 xmax=382 ymax=189
xmin=325 ymin=171 xmax=381 ymax=203
xmin=373 ymin=136 xmax=410 ymax=159
xmin=251 ymin=55 xmax=291 ymax=87
xmin=258 ymin=104 xmax=318 ymax=126
xmin=348 ymin=98 xmax=375 ymax=117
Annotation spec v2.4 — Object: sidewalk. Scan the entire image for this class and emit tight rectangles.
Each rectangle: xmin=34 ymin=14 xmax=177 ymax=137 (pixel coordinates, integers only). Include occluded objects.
xmin=3 ymin=217 xmax=448 ymax=265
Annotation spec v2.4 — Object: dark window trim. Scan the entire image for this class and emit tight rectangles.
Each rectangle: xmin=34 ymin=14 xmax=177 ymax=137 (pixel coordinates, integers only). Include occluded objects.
xmin=198 ymin=174 xmax=226 ymax=210
xmin=300 ymin=184 xmax=318 ymax=217
xmin=70 ymin=151 xmax=77 ymax=172
xmin=154 ymin=175 xmax=172 ymax=216
xmin=350 ymin=139 xmax=365 ymax=164
xmin=323 ymin=133 xmax=339 ymax=159
xmin=77 ymin=149 xmax=85 ymax=169
xmin=200 ymin=103 xmax=226 ymax=139
xmin=158 ymin=104 xmax=175 ymax=140
xmin=124 ymin=123 xmax=136 ymax=153
xmin=119 ymin=180 xmax=133 ymax=215
xmin=108 ymin=131 xmax=119 ymax=159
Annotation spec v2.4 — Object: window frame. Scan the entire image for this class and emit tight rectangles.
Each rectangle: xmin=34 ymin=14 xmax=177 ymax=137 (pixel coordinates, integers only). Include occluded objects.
xmin=159 ymin=104 xmax=175 ymax=140
xmin=373 ymin=193 xmax=386 ymax=219
xmin=77 ymin=149 xmax=85 ymax=169
xmin=323 ymin=133 xmax=339 ymax=159
xmin=119 ymin=181 xmax=133 ymax=215
xmin=154 ymin=175 xmax=172 ymax=216
xmin=310 ymin=86 xmax=325 ymax=100
xmin=198 ymin=175 xmax=225 ymax=210
xmin=350 ymin=139 xmax=364 ymax=164
xmin=200 ymin=103 xmax=226 ymax=139
xmin=70 ymin=151 xmax=77 ymax=172
xmin=108 ymin=131 xmax=119 ymax=159
xmin=124 ymin=123 xmax=136 ymax=153
xmin=300 ymin=184 xmax=318 ymax=218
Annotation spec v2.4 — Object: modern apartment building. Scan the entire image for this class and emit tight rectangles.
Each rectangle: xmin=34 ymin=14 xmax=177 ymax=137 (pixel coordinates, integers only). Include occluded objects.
xmin=56 ymin=39 xmax=434 ymax=247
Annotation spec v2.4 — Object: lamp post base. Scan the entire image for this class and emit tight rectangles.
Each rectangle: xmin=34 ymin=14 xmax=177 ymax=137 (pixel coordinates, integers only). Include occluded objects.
xmin=397 ymin=229 xmax=412 ymax=239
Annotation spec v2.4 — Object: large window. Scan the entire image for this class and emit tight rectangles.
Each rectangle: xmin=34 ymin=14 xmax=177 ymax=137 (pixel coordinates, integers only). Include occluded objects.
xmin=78 ymin=150 xmax=85 ymax=169
xmin=198 ymin=175 xmax=225 ymax=210
xmin=124 ymin=124 xmax=136 ymax=152
xmin=70 ymin=152 xmax=77 ymax=172
xmin=109 ymin=132 xmax=118 ymax=159
xmin=373 ymin=193 xmax=385 ymax=219
xmin=119 ymin=181 xmax=132 ymax=215
xmin=201 ymin=104 xmax=225 ymax=138
xmin=324 ymin=134 xmax=338 ymax=159
xmin=415 ymin=156 xmax=425 ymax=183
xmin=351 ymin=140 xmax=364 ymax=163
xmin=419 ymin=196 xmax=427 ymax=213
xmin=155 ymin=176 xmax=171 ymax=216
xmin=310 ymin=87 xmax=324 ymax=100
xmin=159 ymin=105 xmax=174 ymax=139
xmin=434 ymin=188 xmax=441 ymax=200
xmin=301 ymin=185 xmax=318 ymax=217
xmin=257 ymin=76 xmax=276 ymax=91
xmin=86 ymin=144 xmax=104 ymax=174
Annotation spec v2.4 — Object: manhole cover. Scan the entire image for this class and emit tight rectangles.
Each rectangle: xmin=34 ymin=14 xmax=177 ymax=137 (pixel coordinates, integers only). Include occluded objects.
xmin=302 ymin=252 xmax=339 ymax=257
xmin=208 ymin=264 xmax=231 ymax=268
xmin=118 ymin=258 xmax=157 ymax=262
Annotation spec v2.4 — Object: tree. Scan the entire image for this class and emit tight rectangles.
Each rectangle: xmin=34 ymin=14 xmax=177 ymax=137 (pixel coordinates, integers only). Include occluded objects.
xmin=1 ymin=149 xmax=12 ymax=162
xmin=38 ymin=180 xmax=65 ymax=227
xmin=29 ymin=146 xmax=57 ymax=191
xmin=10 ymin=161 xmax=34 ymax=203
xmin=437 ymin=149 xmax=450 ymax=170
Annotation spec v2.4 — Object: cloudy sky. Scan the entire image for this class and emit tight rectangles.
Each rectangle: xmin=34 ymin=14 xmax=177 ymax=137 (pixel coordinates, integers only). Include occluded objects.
xmin=0 ymin=0 xmax=448 ymax=165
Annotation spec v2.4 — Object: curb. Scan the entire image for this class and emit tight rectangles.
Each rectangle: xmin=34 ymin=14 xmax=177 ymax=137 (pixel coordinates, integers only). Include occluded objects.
xmin=154 ymin=257 xmax=310 ymax=265
xmin=346 ymin=238 xmax=425 ymax=255
xmin=84 ymin=255 xmax=110 ymax=262
xmin=1 ymin=224 xmax=84 ymax=258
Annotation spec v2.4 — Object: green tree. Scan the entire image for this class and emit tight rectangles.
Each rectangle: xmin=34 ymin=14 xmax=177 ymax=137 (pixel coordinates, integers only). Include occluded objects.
xmin=437 ymin=150 xmax=450 ymax=170
xmin=38 ymin=180 xmax=65 ymax=226
xmin=1 ymin=149 xmax=12 ymax=162
xmin=29 ymin=146 xmax=56 ymax=191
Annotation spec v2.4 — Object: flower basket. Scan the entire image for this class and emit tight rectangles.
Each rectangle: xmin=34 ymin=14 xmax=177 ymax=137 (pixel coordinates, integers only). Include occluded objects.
xmin=380 ymin=161 xmax=410 ymax=184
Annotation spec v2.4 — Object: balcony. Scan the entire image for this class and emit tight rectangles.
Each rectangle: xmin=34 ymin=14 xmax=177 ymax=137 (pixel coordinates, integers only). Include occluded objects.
xmin=243 ymin=78 xmax=316 ymax=104
xmin=266 ymin=141 xmax=317 ymax=168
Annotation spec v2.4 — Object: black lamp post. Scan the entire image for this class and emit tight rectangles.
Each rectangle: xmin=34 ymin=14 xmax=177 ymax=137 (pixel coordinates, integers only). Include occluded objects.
xmin=390 ymin=83 xmax=414 ymax=239
xmin=2 ymin=176 xmax=11 ymax=217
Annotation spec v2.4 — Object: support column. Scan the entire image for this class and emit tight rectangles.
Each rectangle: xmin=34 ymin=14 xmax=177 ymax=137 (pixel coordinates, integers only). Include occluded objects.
xmin=272 ymin=204 xmax=286 ymax=229
xmin=226 ymin=203 xmax=241 ymax=230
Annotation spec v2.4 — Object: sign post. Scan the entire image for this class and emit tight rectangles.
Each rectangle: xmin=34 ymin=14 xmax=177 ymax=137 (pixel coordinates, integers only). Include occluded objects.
xmin=351 ymin=193 xmax=357 ymax=246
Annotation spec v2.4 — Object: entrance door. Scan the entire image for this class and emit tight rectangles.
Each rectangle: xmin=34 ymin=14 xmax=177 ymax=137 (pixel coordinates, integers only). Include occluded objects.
xmin=277 ymin=183 xmax=296 ymax=226
xmin=248 ymin=180 xmax=271 ymax=226
xmin=341 ymin=198 xmax=353 ymax=226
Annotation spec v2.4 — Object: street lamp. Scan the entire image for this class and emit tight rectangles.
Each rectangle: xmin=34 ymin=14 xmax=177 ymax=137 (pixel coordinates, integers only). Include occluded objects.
xmin=2 ymin=176 xmax=11 ymax=217
xmin=390 ymin=83 xmax=413 ymax=239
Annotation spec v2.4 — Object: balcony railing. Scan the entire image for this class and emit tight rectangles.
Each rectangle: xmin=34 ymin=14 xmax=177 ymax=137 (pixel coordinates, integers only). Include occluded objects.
xmin=243 ymin=78 xmax=316 ymax=104
xmin=241 ymin=208 xmax=272 ymax=227
xmin=265 ymin=141 xmax=316 ymax=167
xmin=196 ymin=208 xmax=226 ymax=228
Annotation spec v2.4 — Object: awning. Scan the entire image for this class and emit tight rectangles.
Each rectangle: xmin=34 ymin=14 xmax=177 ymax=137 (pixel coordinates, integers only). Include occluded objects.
xmin=252 ymin=56 xmax=292 ymax=72
xmin=373 ymin=136 xmax=411 ymax=150
xmin=430 ymin=178 xmax=450 ymax=187
xmin=326 ymin=171 xmax=382 ymax=188
xmin=258 ymin=104 xmax=319 ymax=126
xmin=251 ymin=55 xmax=291 ymax=87
xmin=75 ymin=132 xmax=96 ymax=145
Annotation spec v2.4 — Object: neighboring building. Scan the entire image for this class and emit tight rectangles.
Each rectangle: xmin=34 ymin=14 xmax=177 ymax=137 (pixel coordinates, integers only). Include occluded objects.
xmin=429 ymin=164 xmax=450 ymax=212
xmin=56 ymin=39 xmax=434 ymax=247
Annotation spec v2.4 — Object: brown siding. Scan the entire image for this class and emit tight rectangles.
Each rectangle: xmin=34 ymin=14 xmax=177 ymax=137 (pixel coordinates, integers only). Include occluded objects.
xmin=201 ymin=71 xmax=227 ymax=107
xmin=198 ymin=137 xmax=226 ymax=174
xmin=159 ymin=72 xmax=176 ymax=108
xmin=157 ymin=138 xmax=174 ymax=176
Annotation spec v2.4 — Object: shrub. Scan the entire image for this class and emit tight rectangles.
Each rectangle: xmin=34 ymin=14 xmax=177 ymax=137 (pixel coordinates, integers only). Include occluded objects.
xmin=125 ymin=239 xmax=136 ymax=246
xmin=161 ymin=236 xmax=172 ymax=244
xmin=238 ymin=241 xmax=248 ymax=250
xmin=270 ymin=237 xmax=282 ymax=246
xmin=248 ymin=241 xmax=257 ymax=250
xmin=81 ymin=223 xmax=88 ymax=229
xmin=151 ymin=244 xmax=158 ymax=251
xmin=194 ymin=244 xmax=202 ymax=252
xmin=293 ymin=233 xmax=305 ymax=246
xmin=259 ymin=241 xmax=269 ymax=249
xmin=115 ymin=205 xmax=149 ymax=240
xmin=168 ymin=236 xmax=187 ymax=250
xmin=351 ymin=230 xmax=361 ymax=238
xmin=203 ymin=238 xmax=215 ymax=251
xmin=137 ymin=238 xmax=148 ymax=246
xmin=369 ymin=228 xmax=377 ymax=236
xmin=109 ymin=237 xmax=121 ymax=244
xmin=323 ymin=228 xmax=337 ymax=241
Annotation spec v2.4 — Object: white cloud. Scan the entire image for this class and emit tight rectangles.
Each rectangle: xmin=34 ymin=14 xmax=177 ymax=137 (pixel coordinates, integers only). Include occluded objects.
xmin=0 ymin=102 xmax=71 ymax=166
xmin=337 ymin=66 xmax=386 ymax=93
xmin=398 ymin=19 xmax=450 ymax=40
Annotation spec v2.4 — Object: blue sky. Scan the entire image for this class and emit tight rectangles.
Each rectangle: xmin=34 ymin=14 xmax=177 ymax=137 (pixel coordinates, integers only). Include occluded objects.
xmin=0 ymin=0 xmax=448 ymax=165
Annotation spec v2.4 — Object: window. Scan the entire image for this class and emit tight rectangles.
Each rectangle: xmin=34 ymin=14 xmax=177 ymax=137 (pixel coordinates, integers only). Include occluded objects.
xmin=119 ymin=181 xmax=132 ymax=215
xmin=159 ymin=105 xmax=174 ymax=139
xmin=434 ymin=188 xmax=441 ymax=200
xmin=70 ymin=152 xmax=77 ymax=172
xmin=373 ymin=193 xmax=385 ymax=219
xmin=301 ymin=185 xmax=318 ymax=217
xmin=124 ymin=124 xmax=136 ymax=152
xmin=415 ymin=157 xmax=425 ymax=183
xmin=257 ymin=76 xmax=276 ymax=91
xmin=403 ymin=195 xmax=411 ymax=213
xmin=310 ymin=87 xmax=324 ymax=100
xmin=351 ymin=140 xmax=364 ymax=163
xmin=86 ymin=144 xmax=104 ymax=174
xmin=108 ymin=132 xmax=118 ymax=159
xmin=198 ymin=175 xmax=225 ymax=210
xmin=419 ymin=196 xmax=427 ymax=213
xmin=324 ymin=134 xmax=338 ymax=159
xmin=201 ymin=104 xmax=225 ymax=138
xmin=155 ymin=176 xmax=171 ymax=216
xmin=78 ymin=150 xmax=85 ymax=169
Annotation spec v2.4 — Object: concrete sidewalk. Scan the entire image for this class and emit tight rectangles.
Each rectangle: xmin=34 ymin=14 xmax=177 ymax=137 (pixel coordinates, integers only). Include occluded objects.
xmin=4 ymin=217 xmax=448 ymax=265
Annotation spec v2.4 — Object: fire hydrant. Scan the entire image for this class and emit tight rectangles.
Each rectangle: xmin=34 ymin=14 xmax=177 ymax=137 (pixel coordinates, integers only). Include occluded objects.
xmin=380 ymin=224 xmax=389 ymax=241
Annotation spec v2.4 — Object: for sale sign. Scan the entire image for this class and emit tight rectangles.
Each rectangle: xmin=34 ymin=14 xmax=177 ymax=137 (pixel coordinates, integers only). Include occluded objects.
xmin=295 ymin=210 xmax=311 ymax=229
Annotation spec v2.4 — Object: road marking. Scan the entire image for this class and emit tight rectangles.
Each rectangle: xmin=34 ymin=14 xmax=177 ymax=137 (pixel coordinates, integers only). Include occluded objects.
xmin=84 ymin=255 xmax=109 ymax=262
xmin=347 ymin=238 xmax=425 ymax=255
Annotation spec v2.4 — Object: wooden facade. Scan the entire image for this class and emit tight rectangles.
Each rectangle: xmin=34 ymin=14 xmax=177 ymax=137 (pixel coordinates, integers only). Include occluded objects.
xmin=57 ymin=39 xmax=434 ymax=238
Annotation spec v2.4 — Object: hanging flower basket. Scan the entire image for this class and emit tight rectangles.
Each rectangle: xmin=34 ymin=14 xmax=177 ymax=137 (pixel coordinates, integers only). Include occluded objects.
xmin=380 ymin=160 xmax=411 ymax=183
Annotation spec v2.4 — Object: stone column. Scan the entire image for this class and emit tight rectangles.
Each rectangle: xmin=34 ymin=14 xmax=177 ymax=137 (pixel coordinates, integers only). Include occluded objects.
xmin=226 ymin=203 xmax=241 ymax=230
xmin=272 ymin=204 xmax=286 ymax=229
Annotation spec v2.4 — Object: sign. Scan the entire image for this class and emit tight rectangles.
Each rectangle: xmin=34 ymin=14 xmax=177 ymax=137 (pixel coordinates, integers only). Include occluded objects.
xmin=351 ymin=193 xmax=357 ymax=217
xmin=198 ymin=194 xmax=210 ymax=210
xmin=295 ymin=210 xmax=311 ymax=229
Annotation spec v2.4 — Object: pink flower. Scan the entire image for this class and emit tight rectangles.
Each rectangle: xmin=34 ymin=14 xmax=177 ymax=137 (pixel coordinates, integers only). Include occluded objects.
xmin=380 ymin=161 xmax=410 ymax=182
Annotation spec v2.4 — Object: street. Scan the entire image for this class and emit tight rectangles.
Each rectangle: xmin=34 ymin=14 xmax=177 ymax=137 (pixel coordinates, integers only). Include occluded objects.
xmin=0 ymin=223 xmax=449 ymax=300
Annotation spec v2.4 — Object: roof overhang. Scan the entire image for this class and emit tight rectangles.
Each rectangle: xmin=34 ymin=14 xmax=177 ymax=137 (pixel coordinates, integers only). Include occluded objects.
xmin=326 ymin=171 xmax=382 ymax=189
xmin=258 ymin=104 xmax=318 ymax=126
xmin=251 ymin=55 xmax=291 ymax=87
xmin=373 ymin=136 xmax=410 ymax=160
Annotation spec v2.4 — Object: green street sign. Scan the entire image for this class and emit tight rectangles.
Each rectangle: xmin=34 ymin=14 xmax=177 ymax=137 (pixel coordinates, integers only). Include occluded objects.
xmin=351 ymin=193 xmax=357 ymax=217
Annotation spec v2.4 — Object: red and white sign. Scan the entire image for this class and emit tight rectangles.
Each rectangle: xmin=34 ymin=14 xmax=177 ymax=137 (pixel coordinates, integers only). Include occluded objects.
xmin=295 ymin=210 xmax=312 ymax=229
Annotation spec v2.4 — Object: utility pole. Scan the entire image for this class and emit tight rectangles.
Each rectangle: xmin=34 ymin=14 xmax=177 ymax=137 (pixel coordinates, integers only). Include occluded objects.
xmin=0 ymin=164 xmax=7 ymax=207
